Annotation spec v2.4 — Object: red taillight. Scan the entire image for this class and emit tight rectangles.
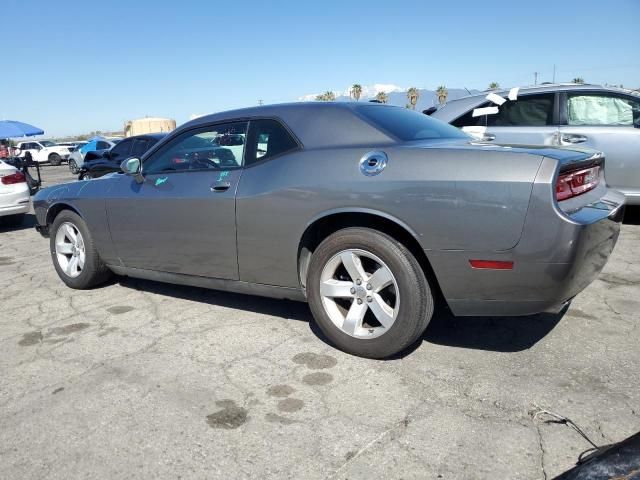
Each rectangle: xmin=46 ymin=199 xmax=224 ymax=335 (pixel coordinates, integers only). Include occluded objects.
xmin=1 ymin=171 xmax=26 ymax=185
xmin=555 ymin=166 xmax=600 ymax=201
xmin=469 ymin=259 xmax=514 ymax=270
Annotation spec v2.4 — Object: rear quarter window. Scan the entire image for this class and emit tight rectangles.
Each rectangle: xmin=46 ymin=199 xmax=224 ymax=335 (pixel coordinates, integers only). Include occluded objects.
xmin=358 ymin=106 xmax=468 ymax=141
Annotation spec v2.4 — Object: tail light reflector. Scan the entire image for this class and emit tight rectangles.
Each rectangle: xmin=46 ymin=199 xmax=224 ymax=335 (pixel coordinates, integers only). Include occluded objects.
xmin=556 ymin=166 xmax=600 ymax=201
xmin=1 ymin=171 xmax=26 ymax=185
xmin=469 ymin=259 xmax=514 ymax=270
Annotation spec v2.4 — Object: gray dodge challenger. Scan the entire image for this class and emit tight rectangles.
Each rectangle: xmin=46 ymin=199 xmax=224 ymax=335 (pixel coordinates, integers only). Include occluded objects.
xmin=34 ymin=102 xmax=625 ymax=358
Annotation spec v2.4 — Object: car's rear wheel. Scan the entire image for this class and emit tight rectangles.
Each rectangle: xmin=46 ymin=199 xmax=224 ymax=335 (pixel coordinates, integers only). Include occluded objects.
xmin=69 ymin=159 xmax=79 ymax=174
xmin=307 ymin=227 xmax=434 ymax=359
xmin=80 ymin=172 xmax=92 ymax=180
xmin=49 ymin=153 xmax=62 ymax=166
xmin=50 ymin=210 xmax=111 ymax=289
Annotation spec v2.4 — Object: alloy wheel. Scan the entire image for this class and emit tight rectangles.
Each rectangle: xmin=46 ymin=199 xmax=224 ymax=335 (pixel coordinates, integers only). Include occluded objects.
xmin=319 ymin=248 xmax=399 ymax=339
xmin=54 ymin=222 xmax=85 ymax=278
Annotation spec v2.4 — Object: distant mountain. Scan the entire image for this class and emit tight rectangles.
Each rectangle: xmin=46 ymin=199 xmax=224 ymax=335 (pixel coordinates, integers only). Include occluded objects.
xmin=300 ymin=85 xmax=481 ymax=111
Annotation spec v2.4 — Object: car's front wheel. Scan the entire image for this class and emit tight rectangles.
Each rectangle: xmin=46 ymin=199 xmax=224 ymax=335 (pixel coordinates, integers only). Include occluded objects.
xmin=80 ymin=172 xmax=92 ymax=180
xmin=69 ymin=159 xmax=79 ymax=174
xmin=50 ymin=210 xmax=112 ymax=289
xmin=307 ymin=227 xmax=434 ymax=359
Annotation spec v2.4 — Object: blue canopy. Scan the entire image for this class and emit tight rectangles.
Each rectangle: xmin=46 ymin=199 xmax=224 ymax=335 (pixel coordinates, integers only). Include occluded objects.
xmin=0 ymin=120 xmax=44 ymax=139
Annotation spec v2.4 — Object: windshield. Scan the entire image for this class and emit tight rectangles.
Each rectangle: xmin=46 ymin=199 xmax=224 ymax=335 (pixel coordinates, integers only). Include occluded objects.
xmin=40 ymin=140 xmax=57 ymax=147
xmin=359 ymin=105 xmax=469 ymax=142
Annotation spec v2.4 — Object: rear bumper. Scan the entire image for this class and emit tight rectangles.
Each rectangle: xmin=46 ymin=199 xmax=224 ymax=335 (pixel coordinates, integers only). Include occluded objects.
xmin=0 ymin=185 xmax=30 ymax=217
xmin=431 ymin=171 xmax=625 ymax=317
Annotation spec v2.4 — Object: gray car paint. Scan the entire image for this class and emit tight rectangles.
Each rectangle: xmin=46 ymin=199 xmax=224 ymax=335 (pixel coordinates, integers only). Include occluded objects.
xmin=33 ymin=102 xmax=625 ymax=317
xmin=432 ymin=84 xmax=640 ymax=204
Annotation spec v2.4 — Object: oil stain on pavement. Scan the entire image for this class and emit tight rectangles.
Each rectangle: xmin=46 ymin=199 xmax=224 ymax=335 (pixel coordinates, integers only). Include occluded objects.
xmin=18 ymin=331 xmax=42 ymax=346
xmin=206 ymin=400 xmax=248 ymax=430
xmin=302 ymin=372 xmax=333 ymax=386
xmin=292 ymin=352 xmax=337 ymax=369
xmin=107 ymin=306 xmax=134 ymax=315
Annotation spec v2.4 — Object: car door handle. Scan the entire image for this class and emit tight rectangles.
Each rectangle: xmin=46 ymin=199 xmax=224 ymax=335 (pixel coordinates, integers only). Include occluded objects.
xmin=211 ymin=181 xmax=231 ymax=192
xmin=561 ymin=134 xmax=588 ymax=144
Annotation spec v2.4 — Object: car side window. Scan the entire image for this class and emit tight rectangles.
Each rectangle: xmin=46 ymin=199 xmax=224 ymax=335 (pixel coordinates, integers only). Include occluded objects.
xmin=96 ymin=141 xmax=111 ymax=150
xmin=109 ymin=139 xmax=133 ymax=160
xmin=245 ymin=119 xmax=299 ymax=166
xmin=143 ymin=122 xmax=248 ymax=174
xmin=567 ymin=94 xmax=640 ymax=126
xmin=131 ymin=139 xmax=149 ymax=157
xmin=452 ymin=93 xmax=554 ymax=127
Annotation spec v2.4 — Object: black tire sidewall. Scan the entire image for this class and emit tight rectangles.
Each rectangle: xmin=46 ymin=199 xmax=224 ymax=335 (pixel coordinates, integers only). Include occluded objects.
xmin=49 ymin=154 xmax=61 ymax=166
xmin=307 ymin=227 xmax=433 ymax=359
xmin=49 ymin=211 xmax=106 ymax=289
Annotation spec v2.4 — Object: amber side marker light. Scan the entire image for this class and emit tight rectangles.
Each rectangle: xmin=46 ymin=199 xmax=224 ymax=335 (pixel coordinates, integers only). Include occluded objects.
xmin=469 ymin=260 xmax=514 ymax=270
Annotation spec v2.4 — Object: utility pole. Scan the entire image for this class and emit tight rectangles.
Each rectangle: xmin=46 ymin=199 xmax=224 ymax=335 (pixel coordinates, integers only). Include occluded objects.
xmin=534 ymin=72 xmax=539 ymax=85
xmin=258 ymin=99 xmax=264 ymax=106
xmin=552 ymin=64 xmax=556 ymax=83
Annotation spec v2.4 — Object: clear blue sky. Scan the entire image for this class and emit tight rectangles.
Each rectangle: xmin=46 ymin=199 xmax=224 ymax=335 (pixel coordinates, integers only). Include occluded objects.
xmin=1 ymin=0 xmax=638 ymax=137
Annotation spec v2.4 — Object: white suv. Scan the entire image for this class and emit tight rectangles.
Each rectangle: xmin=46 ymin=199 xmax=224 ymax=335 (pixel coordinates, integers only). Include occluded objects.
xmin=15 ymin=140 xmax=72 ymax=166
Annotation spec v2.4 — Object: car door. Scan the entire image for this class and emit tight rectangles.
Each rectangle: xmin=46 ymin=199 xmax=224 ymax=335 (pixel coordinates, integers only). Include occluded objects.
xmin=558 ymin=91 xmax=640 ymax=196
xmin=452 ymin=92 xmax=559 ymax=145
xmin=105 ymin=121 xmax=248 ymax=279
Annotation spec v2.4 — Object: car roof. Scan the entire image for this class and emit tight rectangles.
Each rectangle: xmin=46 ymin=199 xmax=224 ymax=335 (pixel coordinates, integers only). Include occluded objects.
xmin=432 ymin=84 xmax=639 ymax=122
xmin=180 ymin=102 xmax=399 ymax=148
xmin=124 ymin=133 xmax=167 ymax=141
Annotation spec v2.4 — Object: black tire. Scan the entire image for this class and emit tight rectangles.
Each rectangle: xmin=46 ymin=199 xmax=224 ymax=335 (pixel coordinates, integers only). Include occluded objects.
xmin=307 ymin=227 xmax=434 ymax=359
xmin=49 ymin=210 xmax=112 ymax=289
xmin=0 ymin=213 xmax=25 ymax=227
xmin=80 ymin=172 xmax=92 ymax=180
xmin=49 ymin=153 xmax=62 ymax=166
xmin=69 ymin=159 xmax=78 ymax=174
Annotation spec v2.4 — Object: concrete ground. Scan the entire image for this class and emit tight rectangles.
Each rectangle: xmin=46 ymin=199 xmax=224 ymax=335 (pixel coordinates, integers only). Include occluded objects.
xmin=1 ymin=164 xmax=639 ymax=480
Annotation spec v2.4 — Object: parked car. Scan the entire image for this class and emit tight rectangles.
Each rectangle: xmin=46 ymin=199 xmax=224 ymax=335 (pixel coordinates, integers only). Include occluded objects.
xmin=431 ymin=84 xmax=640 ymax=205
xmin=68 ymin=138 xmax=120 ymax=174
xmin=0 ymin=159 xmax=30 ymax=227
xmin=57 ymin=141 xmax=87 ymax=153
xmin=33 ymin=103 xmax=624 ymax=358
xmin=78 ymin=133 xmax=166 ymax=180
xmin=15 ymin=140 xmax=73 ymax=166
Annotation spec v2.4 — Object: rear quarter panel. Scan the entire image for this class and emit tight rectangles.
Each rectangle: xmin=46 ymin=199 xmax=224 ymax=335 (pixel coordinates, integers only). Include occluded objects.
xmin=236 ymin=143 xmax=543 ymax=288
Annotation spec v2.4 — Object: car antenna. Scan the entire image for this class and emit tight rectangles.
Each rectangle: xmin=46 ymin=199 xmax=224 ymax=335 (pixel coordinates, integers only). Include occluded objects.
xmin=464 ymin=87 xmax=472 ymax=95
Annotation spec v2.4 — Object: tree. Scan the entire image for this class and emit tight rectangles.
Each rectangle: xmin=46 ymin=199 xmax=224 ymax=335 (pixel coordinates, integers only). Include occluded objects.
xmin=351 ymin=84 xmax=363 ymax=101
xmin=572 ymin=77 xmax=585 ymax=84
xmin=375 ymin=91 xmax=389 ymax=104
xmin=407 ymin=87 xmax=420 ymax=109
xmin=315 ymin=91 xmax=336 ymax=101
xmin=487 ymin=82 xmax=500 ymax=90
xmin=436 ymin=85 xmax=448 ymax=105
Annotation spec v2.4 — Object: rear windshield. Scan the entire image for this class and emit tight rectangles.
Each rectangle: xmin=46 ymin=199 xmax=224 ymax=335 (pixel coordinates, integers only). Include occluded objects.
xmin=359 ymin=106 xmax=469 ymax=141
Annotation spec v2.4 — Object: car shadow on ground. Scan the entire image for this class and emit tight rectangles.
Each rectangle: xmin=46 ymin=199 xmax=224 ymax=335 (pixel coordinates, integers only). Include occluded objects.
xmin=623 ymin=206 xmax=640 ymax=225
xmin=422 ymin=307 xmax=564 ymax=353
xmin=118 ymin=277 xmax=564 ymax=357
xmin=0 ymin=213 xmax=37 ymax=233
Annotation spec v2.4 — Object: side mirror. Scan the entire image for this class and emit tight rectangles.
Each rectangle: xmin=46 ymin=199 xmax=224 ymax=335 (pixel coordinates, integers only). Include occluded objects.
xmin=120 ymin=157 xmax=143 ymax=183
xmin=102 ymin=150 xmax=111 ymax=158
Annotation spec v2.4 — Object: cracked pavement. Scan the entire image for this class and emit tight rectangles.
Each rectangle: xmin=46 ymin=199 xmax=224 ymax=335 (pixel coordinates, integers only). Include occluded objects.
xmin=1 ymin=166 xmax=639 ymax=479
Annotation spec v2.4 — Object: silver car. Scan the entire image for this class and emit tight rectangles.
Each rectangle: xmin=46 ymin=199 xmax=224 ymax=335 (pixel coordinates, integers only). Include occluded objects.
xmin=431 ymin=84 xmax=640 ymax=205
xmin=33 ymin=103 xmax=624 ymax=358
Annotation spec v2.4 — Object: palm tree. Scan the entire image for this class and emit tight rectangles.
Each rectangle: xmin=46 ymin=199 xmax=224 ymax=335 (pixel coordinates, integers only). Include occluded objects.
xmin=407 ymin=87 xmax=420 ymax=109
xmin=375 ymin=91 xmax=388 ymax=104
xmin=572 ymin=77 xmax=585 ymax=84
xmin=351 ymin=84 xmax=363 ymax=101
xmin=436 ymin=85 xmax=448 ymax=105
xmin=315 ymin=91 xmax=336 ymax=101
xmin=487 ymin=82 xmax=500 ymax=90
